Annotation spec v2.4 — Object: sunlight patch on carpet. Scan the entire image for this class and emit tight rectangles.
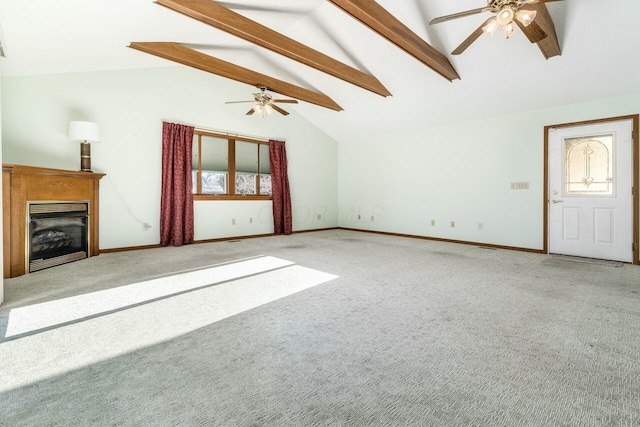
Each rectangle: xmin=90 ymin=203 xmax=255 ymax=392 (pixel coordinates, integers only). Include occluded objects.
xmin=0 ymin=257 xmax=338 ymax=392
xmin=5 ymin=256 xmax=293 ymax=338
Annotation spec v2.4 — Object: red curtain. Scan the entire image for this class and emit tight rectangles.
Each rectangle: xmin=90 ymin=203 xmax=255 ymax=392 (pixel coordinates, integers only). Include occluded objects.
xmin=160 ymin=122 xmax=195 ymax=246
xmin=269 ymin=140 xmax=292 ymax=235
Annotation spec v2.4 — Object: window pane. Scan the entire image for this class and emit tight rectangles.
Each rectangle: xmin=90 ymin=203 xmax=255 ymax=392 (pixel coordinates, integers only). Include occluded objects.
xmin=260 ymin=174 xmax=272 ymax=196
xmin=259 ymin=144 xmax=270 ymax=174
xmin=192 ymin=137 xmax=199 ymax=194
xmin=564 ymin=134 xmax=613 ymax=195
xmin=202 ymin=172 xmax=227 ymax=194
xmin=236 ymin=172 xmax=256 ymax=195
xmin=199 ymin=136 xmax=228 ymax=195
xmin=236 ymin=142 xmax=258 ymax=195
xmin=236 ymin=141 xmax=258 ymax=174
xmin=201 ymin=136 xmax=228 ymax=172
xmin=259 ymin=144 xmax=271 ymax=195
xmin=192 ymin=137 xmax=199 ymax=171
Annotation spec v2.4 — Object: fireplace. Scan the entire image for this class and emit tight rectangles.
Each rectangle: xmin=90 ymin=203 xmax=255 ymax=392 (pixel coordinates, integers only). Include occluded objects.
xmin=3 ymin=164 xmax=105 ymax=278
xmin=28 ymin=202 xmax=90 ymax=272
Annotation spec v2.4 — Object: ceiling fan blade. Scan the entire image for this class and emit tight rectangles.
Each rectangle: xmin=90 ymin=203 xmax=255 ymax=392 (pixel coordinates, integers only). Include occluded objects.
xmin=225 ymin=100 xmax=254 ymax=104
xmin=515 ymin=19 xmax=547 ymax=43
xmin=430 ymin=7 xmax=486 ymax=25
xmin=451 ymin=19 xmax=488 ymax=55
xmin=271 ymin=104 xmax=289 ymax=116
xmin=272 ymin=99 xmax=298 ymax=104
xmin=246 ymin=108 xmax=256 ymax=116
xmin=180 ymin=43 xmax=250 ymax=51
xmin=215 ymin=2 xmax=308 ymax=14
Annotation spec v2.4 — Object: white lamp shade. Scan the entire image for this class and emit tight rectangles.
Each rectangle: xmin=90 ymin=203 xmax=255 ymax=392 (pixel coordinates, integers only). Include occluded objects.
xmin=69 ymin=121 xmax=101 ymax=143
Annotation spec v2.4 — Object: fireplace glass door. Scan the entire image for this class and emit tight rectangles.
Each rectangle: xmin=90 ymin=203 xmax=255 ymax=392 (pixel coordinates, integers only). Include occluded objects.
xmin=29 ymin=203 xmax=89 ymax=272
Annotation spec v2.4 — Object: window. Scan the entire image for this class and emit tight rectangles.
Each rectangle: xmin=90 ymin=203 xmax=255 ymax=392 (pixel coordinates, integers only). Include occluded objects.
xmin=564 ymin=134 xmax=614 ymax=196
xmin=192 ymin=131 xmax=271 ymax=200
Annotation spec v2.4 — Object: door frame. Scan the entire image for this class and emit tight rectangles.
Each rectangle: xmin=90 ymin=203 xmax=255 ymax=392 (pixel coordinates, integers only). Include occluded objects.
xmin=543 ymin=114 xmax=640 ymax=265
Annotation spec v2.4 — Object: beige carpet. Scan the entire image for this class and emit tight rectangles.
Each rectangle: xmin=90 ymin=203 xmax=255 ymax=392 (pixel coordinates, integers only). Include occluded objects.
xmin=1 ymin=229 xmax=639 ymax=426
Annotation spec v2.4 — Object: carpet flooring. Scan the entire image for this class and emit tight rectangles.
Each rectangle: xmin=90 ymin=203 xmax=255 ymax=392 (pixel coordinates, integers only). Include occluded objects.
xmin=0 ymin=229 xmax=639 ymax=426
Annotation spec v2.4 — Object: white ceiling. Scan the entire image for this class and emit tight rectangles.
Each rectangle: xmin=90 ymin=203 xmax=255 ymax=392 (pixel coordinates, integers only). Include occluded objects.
xmin=1 ymin=0 xmax=639 ymax=142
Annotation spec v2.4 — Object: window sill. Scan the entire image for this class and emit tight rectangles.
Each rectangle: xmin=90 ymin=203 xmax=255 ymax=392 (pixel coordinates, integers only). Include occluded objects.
xmin=194 ymin=195 xmax=272 ymax=201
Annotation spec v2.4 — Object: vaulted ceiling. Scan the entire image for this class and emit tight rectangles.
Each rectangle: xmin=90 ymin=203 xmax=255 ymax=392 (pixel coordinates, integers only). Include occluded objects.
xmin=1 ymin=0 xmax=639 ymax=141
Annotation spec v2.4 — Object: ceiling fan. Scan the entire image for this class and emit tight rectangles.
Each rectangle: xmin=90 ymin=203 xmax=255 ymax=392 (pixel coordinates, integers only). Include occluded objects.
xmin=225 ymin=87 xmax=299 ymax=117
xmin=429 ymin=0 xmax=563 ymax=55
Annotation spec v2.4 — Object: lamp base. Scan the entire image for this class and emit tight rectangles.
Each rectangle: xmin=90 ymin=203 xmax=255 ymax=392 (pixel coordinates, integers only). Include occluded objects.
xmin=80 ymin=142 xmax=92 ymax=172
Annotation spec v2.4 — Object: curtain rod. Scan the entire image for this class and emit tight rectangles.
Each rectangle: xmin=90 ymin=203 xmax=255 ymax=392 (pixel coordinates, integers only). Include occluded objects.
xmin=194 ymin=126 xmax=276 ymax=143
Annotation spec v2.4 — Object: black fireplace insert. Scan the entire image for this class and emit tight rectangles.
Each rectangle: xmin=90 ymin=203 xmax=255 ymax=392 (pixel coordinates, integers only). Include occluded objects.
xmin=28 ymin=202 xmax=89 ymax=272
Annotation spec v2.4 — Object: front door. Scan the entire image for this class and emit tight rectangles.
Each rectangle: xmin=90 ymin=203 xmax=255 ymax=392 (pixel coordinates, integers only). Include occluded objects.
xmin=548 ymin=119 xmax=634 ymax=262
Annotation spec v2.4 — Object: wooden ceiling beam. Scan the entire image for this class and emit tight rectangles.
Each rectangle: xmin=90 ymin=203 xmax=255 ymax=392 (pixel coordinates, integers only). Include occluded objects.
xmin=128 ymin=42 xmax=343 ymax=111
xmin=155 ymin=0 xmax=391 ymax=97
xmin=527 ymin=3 xmax=561 ymax=59
xmin=327 ymin=0 xmax=460 ymax=81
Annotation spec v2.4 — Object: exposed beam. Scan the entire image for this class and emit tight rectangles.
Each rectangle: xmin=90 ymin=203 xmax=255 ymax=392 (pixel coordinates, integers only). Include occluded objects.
xmin=528 ymin=3 xmax=561 ymax=59
xmin=128 ymin=42 xmax=343 ymax=111
xmin=327 ymin=0 xmax=460 ymax=81
xmin=155 ymin=0 xmax=391 ymax=97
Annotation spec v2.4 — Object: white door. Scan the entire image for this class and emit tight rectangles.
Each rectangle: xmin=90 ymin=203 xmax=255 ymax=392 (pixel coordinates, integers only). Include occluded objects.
xmin=548 ymin=119 xmax=633 ymax=262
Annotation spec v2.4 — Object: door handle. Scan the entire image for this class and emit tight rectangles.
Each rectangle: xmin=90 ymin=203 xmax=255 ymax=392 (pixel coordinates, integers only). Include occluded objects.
xmin=551 ymin=199 xmax=564 ymax=204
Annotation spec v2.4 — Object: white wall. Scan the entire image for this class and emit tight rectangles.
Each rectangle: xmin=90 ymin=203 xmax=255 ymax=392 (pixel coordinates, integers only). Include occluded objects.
xmin=339 ymin=93 xmax=640 ymax=250
xmin=3 ymin=65 xmax=639 ymax=253
xmin=1 ymin=67 xmax=339 ymax=249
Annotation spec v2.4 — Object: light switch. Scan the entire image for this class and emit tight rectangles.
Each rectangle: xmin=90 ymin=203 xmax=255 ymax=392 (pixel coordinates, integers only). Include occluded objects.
xmin=511 ymin=182 xmax=529 ymax=190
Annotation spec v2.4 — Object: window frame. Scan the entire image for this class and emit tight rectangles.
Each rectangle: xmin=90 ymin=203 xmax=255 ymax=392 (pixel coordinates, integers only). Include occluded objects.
xmin=193 ymin=130 xmax=272 ymax=201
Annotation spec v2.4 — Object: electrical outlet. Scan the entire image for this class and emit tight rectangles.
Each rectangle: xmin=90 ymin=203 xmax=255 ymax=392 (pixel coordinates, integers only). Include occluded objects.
xmin=357 ymin=214 xmax=362 ymax=221
xmin=450 ymin=221 xmax=455 ymax=228
xmin=317 ymin=214 xmax=322 ymax=220
xmin=232 ymin=218 xmax=236 ymax=225
xmin=371 ymin=215 xmax=375 ymax=221
xmin=249 ymin=217 xmax=253 ymax=224
xmin=431 ymin=220 xmax=435 ymax=226
xmin=478 ymin=222 xmax=483 ymax=230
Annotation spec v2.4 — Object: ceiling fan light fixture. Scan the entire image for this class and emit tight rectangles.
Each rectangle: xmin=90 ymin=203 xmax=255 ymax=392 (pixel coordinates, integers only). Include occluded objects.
xmin=482 ymin=17 xmax=499 ymax=36
xmin=502 ymin=22 xmax=515 ymax=39
xmin=254 ymin=102 xmax=273 ymax=118
xmin=516 ymin=9 xmax=537 ymax=27
xmin=496 ymin=7 xmax=515 ymax=26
